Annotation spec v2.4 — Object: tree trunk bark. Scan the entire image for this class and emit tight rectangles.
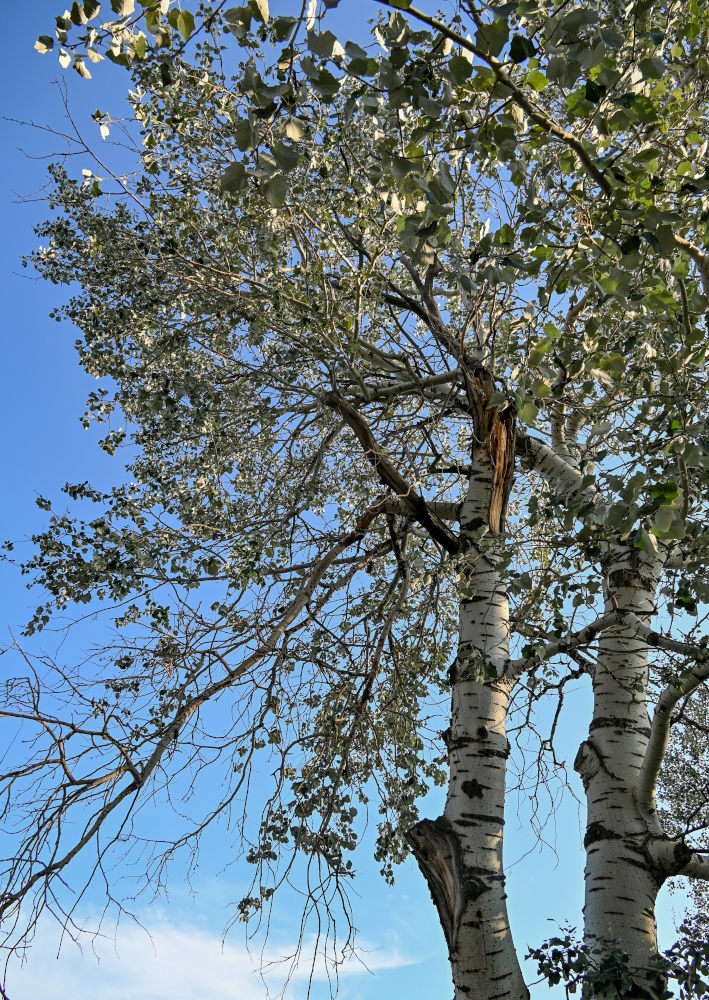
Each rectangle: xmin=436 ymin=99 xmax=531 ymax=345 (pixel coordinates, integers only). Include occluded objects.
xmin=407 ymin=453 xmax=528 ymax=1000
xmin=576 ymin=544 xmax=666 ymax=999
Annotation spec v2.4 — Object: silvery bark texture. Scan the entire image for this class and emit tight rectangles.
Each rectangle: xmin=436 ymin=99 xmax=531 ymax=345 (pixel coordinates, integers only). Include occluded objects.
xmin=576 ymin=545 xmax=665 ymax=999
xmin=407 ymin=421 xmax=528 ymax=999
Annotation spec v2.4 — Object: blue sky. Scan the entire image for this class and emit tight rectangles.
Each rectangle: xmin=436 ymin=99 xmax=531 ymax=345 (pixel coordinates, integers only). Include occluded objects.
xmin=0 ymin=4 xmax=690 ymax=999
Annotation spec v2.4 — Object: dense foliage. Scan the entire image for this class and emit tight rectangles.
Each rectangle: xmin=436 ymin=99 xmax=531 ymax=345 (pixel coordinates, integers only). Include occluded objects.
xmin=3 ymin=0 xmax=708 ymax=996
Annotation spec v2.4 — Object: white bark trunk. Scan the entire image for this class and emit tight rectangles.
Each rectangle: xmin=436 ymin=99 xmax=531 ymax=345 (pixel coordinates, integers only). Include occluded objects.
xmin=576 ymin=545 xmax=666 ymax=999
xmin=407 ymin=455 xmax=528 ymax=1000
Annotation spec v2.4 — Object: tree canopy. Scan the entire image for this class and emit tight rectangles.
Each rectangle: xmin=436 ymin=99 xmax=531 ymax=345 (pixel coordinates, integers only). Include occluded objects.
xmin=4 ymin=0 xmax=709 ymax=997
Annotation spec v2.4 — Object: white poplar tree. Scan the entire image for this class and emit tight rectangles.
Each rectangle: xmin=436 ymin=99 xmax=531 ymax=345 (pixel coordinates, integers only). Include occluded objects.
xmin=3 ymin=1 xmax=708 ymax=997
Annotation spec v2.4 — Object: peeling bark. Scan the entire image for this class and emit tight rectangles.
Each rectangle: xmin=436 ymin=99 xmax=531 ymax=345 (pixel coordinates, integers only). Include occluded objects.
xmin=468 ymin=369 xmax=515 ymax=535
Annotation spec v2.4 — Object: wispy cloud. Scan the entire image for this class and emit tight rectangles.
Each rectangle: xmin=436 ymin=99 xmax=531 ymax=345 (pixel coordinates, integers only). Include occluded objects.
xmin=8 ymin=913 xmax=417 ymax=1000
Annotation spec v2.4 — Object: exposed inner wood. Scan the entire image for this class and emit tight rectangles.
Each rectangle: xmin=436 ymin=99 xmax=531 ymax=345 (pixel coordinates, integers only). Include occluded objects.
xmin=469 ymin=369 xmax=516 ymax=534
xmin=405 ymin=817 xmax=488 ymax=957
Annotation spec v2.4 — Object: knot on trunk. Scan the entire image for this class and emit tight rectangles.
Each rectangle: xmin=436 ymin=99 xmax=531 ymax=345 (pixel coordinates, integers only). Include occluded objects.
xmin=405 ymin=817 xmax=488 ymax=956
xmin=573 ymin=739 xmax=602 ymax=788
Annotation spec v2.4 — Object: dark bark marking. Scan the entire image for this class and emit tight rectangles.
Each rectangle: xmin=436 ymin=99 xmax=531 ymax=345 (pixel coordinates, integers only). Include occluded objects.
xmin=607 ymin=567 xmax=638 ymax=589
xmin=462 ymin=778 xmax=485 ymax=799
xmin=461 ymin=515 xmax=485 ymax=532
xmin=584 ymin=821 xmax=623 ymax=848
xmin=590 ymin=717 xmax=651 ymax=737
xmin=456 ymin=813 xmax=505 ymax=826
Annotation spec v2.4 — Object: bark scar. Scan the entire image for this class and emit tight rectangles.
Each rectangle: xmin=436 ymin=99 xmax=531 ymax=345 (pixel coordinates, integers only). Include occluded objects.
xmin=469 ymin=369 xmax=515 ymax=534
xmin=405 ymin=817 xmax=488 ymax=956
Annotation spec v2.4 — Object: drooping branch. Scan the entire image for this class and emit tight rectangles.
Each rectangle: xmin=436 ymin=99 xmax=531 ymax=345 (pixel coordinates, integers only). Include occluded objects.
xmin=356 ymin=369 xmax=462 ymax=404
xmin=323 ymin=391 xmax=460 ymax=553
xmin=622 ymin=613 xmax=709 ymax=661
xmin=0 ymin=497 xmax=393 ymax=919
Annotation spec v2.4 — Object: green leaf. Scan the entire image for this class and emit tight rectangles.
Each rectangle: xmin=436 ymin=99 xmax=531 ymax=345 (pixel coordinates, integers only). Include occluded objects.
xmin=264 ymin=173 xmax=288 ymax=207
xmin=567 ymin=87 xmax=592 ymax=118
xmin=639 ymin=55 xmax=665 ymax=79
xmin=631 ymin=95 xmax=658 ymax=124
xmin=612 ymin=92 xmax=636 ymax=108
xmin=233 ymin=119 xmax=259 ymax=151
xmin=494 ymin=223 xmax=515 ymax=245
xmin=84 ymin=0 xmax=101 ymax=17
xmin=448 ymin=54 xmax=473 ymax=83
xmin=176 ymin=10 xmax=195 ymax=40
xmin=654 ymin=506 xmax=674 ymax=535
xmin=345 ymin=41 xmax=368 ymax=60
xmin=35 ymin=35 xmax=55 ymax=53
xmin=224 ymin=6 xmax=252 ymax=39
xmin=633 ymin=147 xmax=662 ymax=164
xmin=220 ymin=162 xmax=247 ymax=193
xmin=636 ymin=527 xmax=658 ymax=553
xmin=73 ymin=57 xmax=92 ymax=79
xmin=649 ymin=481 xmax=679 ymax=502
xmin=486 ymin=390 xmax=508 ymax=408
xmin=516 ymin=397 xmax=538 ymax=424
xmin=620 ymin=233 xmax=641 ymax=255
xmin=584 ymin=80 xmax=606 ymax=104
xmin=111 ymin=0 xmax=135 ymax=15
xmin=133 ymin=31 xmax=147 ymax=58
xmin=525 ymin=69 xmax=548 ymax=90
xmin=390 ymin=156 xmax=421 ymax=180
xmin=654 ymin=225 xmax=676 ymax=254
xmin=598 ymin=352 xmax=625 ymax=374
xmin=509 ymin=34 xmax=535 ymax=63
xmin=347 ymin=56 xmax=378 ymax=77
xmin=272 ymin=141 xmax=301 ymax=172
xmin=284 ymin=119 xmax=305 ymax=141
xmin=272 ymin=16 xmax=297 ymax=41
xmin=475 ymin=18 xmax=509 ymax=58
xmin=307 ymin=30 xmax=342 ymax=59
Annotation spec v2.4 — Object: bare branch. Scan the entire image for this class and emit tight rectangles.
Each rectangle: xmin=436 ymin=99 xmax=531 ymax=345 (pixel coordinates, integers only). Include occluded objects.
xmin=503 ymin=612 xmax=620 ymax=683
